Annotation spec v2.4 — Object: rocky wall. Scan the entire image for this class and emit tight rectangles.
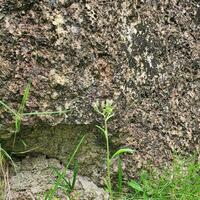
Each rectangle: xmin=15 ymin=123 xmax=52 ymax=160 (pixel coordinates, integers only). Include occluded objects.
xmin=0 ymin=0 xmax=200 ymax=179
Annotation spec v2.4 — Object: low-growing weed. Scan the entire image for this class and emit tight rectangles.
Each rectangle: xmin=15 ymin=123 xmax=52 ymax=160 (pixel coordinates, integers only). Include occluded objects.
xmin=93 ymin=100 xmax=134 ymax=199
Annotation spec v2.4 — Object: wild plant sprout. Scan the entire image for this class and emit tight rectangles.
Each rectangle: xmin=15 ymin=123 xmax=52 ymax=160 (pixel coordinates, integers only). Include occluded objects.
xmin=93 ymin=100 xmax=134 ymax=199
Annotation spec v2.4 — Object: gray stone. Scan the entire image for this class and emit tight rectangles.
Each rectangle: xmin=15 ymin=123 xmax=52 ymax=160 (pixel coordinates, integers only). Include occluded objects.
xmin=9 ymin=155 xmax=109 ymax=200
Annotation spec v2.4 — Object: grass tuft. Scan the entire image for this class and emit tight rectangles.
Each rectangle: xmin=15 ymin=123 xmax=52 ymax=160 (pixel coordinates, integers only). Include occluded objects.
xmin=125 ymin=155 xmax=200 ymax=200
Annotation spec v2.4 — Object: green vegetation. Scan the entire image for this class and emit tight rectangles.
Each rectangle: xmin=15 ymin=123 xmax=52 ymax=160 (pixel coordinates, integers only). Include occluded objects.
xmin=43 ymin=135 xmax=85 ymax=200
xmin=125 ymin=155 xmax=200 ymax=200
xmin=93 ymin=100 xmax=134 ymax=199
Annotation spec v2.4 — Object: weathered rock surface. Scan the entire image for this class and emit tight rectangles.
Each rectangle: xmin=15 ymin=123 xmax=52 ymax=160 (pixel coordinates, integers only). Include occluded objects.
xmin=8 ymin=155 xmax=109 ymax=200
xmin=0 ymin=0 xmax=199 ymax=181
xmin=3 ymin=125 xmax=106 ymax=183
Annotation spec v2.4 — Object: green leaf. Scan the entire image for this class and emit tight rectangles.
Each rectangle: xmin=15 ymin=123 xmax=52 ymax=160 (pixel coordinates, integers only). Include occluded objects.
xmin=71 ymin=160 xmax=79 ymax=190
xmin=128 ymin=180 xmax=143 ymax=192
xmin=117 ymin=158 xmax=123 ymax=193
xmin=65 ymin=135 xmax=85 ymax=169
xmin=17 ymin=81 xmax=31 ymax=116
xmin=111 ymin=148 xmax=134 ymax=160
xmin=0 ymin=100 xmax=17 ymax=117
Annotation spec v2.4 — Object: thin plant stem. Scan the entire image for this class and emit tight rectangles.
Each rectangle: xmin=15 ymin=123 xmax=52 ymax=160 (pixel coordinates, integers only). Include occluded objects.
xmin=94 ymin=100 xmax=133 ymax=199
xmin=104 ymin=118 xmax=113 ymax=199
xmin=23 ymin=110 xmax=69 ymax=116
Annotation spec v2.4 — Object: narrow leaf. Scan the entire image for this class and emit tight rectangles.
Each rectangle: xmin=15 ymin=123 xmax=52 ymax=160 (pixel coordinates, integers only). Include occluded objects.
xmin=111 ymin=148 xmax=134 ymax=160
xmin=23 ymin=110 xmax=69 ymax=116
xmin=18 ymin=81 xmax=31 ymax=115
xmin=71 ymin=160 xmax=79 ymax=190
xmin=128 ymin=180 xmax=143 ymax=192
xmin=0 ymin=100 xmax=17 ymax=117
xmin=11 ymin=146 xmax=39 ymax=154
xmin=65 ymin=135 xmax=85 ymax=169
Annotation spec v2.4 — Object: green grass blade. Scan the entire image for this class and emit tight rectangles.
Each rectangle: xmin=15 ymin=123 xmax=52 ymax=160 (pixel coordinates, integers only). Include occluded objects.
xmin=71 ymin=160 xmax=79 ymax=190
xmin=65 ymin=135 xmax=85 ymax=169
xmin=44 ymin=167 xmax=68 ymax=200
xmin=45 ymin=136 xmax=85 ymax=200
xmin=105 ymin=113 xmax=114 ymax=122
xmin=17 ymin=81 xmax=31 ymax=115
xmin=128 ymin=180 xmax=143 ymax=192
xmin=13 ymin=116 xmax=21 ymax=148
xmin=45 ymin=173 xmax=63 ymax=200
xmin=0 ymin=100 xmax=17 ymax=117
xmin=12 ymin=82 xmax=31 ymax=147
xmin=111 ymin=148 xmax=134 ymax=160
xmin=118 ymin=158 xmax=123 ymax=193
xmin=23 ymin=110 xmax=69 ymax=116
xmin=51 ymin=167 xmax=71 ymax=188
